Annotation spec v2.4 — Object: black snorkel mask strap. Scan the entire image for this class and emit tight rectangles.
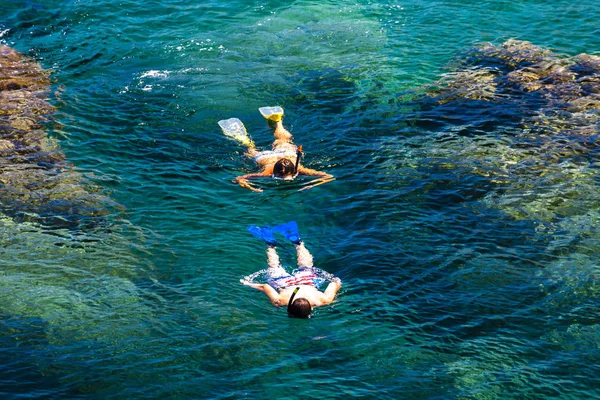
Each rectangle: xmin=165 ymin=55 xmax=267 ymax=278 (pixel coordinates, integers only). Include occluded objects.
xmin=287 ymin=286 xmax=300 ymax=314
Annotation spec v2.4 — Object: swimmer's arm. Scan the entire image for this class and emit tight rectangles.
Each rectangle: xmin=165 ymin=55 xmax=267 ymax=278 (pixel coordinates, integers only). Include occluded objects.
xmin=321 ymin=277 xmax=342 ymax=304
xmin=240 ymin=280 xmax=283 ymax=305
xmin=235 ymin=172 xmax=271 ymax=192
xmin=297 ymin=165 xmax=333 ymax=179
xmin=297 ymin=166 xmax=335 ymax=191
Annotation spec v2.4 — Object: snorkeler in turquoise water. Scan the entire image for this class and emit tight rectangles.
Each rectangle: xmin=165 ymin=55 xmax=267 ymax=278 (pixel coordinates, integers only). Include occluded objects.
xmin=240 ymin=221 xmax=342 ymax=318
xmin=218 ymin=107 xmax=334 ymax=192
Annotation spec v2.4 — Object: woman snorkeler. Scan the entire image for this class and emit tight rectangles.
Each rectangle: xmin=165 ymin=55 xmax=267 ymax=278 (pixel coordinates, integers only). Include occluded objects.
xmin=218 ymin=106 xmax=334 ymax=192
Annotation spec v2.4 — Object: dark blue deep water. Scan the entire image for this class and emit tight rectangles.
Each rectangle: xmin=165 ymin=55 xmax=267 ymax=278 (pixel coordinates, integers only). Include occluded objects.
xmin=1 ymin=1 xmax=600 ymax=399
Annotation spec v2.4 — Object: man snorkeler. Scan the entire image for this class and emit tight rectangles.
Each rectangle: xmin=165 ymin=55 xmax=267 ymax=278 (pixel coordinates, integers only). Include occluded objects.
xmin=218 ymin=107 xmax=334 ymax=192
xmin=240 ymin=221 xmax=342 ymax=318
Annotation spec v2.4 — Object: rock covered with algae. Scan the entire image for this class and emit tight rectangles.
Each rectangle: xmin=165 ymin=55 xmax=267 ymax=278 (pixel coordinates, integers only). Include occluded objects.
xmin=401 ymin=40 xmax=600 ymax=226
xmin=423 ymin=39 xmax=600 ymax=135
xmin=0 ymin=45 xmax=116 ymax=228
xmin=0 ymin=48 xmax=157 ymax=391
xmin=393 ymin=42 xmax=600 ymax=387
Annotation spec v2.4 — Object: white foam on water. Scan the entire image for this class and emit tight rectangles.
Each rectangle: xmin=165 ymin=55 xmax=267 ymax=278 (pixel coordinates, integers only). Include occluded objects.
xmin=140 ymin=70 xmax=170 ymax=79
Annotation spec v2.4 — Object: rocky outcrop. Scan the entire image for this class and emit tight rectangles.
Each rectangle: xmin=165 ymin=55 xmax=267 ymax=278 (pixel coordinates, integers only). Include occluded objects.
xmin=0 ymin=45 xmax=114 ymax=228
xmin=421 ymin=39 xmax=600 ymax=137
xmin=400 ymin=40 xmax=600 ymax=225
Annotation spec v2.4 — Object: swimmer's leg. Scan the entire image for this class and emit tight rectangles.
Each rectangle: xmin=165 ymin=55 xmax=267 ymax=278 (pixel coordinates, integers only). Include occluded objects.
xmin=295 ymin=241 xmax=314 ymax=269
xmin=259 ymin=106 xmax=293 ymax=144
xmin=266 ymin=246 xmax=291 ymax=286
xmin=272 ymin=120 xmax=292 ymax=143
xmin=245 ymin=146 xmax=259 ymax=159
xmin=267 ymin=246 xmax=283 ymax=269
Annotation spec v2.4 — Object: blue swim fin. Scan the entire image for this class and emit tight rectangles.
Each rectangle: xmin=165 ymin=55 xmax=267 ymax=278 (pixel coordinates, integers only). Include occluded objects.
xmin=272 ymin=221 xmax=301 ymax=244
xmin=247 ymin=225 xmax=277 ymax=246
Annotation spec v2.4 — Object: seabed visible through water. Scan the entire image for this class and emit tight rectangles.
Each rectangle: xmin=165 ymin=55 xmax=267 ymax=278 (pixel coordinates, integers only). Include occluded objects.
xmin=1 ymin=2 xmax=600 ymax=398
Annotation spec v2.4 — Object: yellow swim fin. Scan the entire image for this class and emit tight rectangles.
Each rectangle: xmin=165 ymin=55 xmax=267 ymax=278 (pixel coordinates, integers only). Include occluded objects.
xmin=218 ymin=118 xmax=254 ymax=147
xmin=258 ymin=106 xmax=284 ymax=122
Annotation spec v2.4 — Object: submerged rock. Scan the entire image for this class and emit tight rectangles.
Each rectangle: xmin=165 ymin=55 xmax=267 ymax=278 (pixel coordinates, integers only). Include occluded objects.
xmin=401 ymin=40 xmax=600 ymax=226
xmin=422 ymin=40 xmax=600 ymax=135
xmin=0 ymin=45 xmax=116 ymax=228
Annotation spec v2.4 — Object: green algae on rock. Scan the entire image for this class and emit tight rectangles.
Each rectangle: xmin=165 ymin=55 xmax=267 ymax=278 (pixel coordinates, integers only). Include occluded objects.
xmin=400 ymin=40 xmax=600 ymax=227
xmin=423 ymin=40 xmax=600 ymax=135
xmin=0 ymin=45 xmax=117 ymax=228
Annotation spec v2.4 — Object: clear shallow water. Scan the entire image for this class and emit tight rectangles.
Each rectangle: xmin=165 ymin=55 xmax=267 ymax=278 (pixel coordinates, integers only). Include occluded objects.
xmin=1 ymin=1 xmax=600 ymax=399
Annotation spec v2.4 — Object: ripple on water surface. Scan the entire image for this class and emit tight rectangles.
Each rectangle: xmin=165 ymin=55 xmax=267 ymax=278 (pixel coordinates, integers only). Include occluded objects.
xmin=2 ymin=1 xmax=600 ymax=398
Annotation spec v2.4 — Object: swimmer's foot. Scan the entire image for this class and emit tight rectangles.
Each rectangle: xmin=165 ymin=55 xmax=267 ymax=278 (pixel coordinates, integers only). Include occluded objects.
xmin=259 ymin=106 xmax=284 ymax=122
xmin=218 ymin=118 xmax=255 ymax=147
xmin=272 ymin=221 xmax=302 ymax=245
xmin=247 ymin=225 xmax=278 ymax=246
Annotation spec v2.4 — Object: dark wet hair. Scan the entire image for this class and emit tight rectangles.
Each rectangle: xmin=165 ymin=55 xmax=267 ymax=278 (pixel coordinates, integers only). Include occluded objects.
xmin=287 ymin=297 xmax=312 ymax=318
xmin=273 ymin=158 xmax=296 ymax=178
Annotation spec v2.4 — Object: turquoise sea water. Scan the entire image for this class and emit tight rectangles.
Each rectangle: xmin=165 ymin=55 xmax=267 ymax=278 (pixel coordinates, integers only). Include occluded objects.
xmin=1 ymin=1 xmax=600 ymax=398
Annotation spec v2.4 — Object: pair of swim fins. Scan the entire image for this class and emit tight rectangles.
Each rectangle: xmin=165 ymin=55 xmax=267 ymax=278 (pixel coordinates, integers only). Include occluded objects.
xmin=224 ymin=109 xmax=299 ymax=246
xmin=218 ymin=106 xmax=284 ymax=147
xmin=247 ymin=221 xmax=301 ymax=246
